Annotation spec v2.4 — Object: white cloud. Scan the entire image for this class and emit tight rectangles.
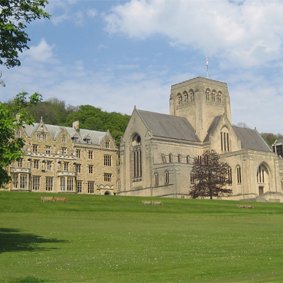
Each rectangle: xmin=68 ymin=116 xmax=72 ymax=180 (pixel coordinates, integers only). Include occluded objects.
xmin=105 ymin=0 xmax=283 ymax=67
xmin=25 ymin=39 xmax=56 ymax=63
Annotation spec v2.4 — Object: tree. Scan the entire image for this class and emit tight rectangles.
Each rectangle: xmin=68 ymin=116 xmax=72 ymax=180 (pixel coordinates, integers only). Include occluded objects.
xmin=0 ymin=0 xmax=50 ymax=68
xmin=0 ymin=92 xmax=41 ymax=187
xmin=189 ymin=150 xmax=232 ymax=199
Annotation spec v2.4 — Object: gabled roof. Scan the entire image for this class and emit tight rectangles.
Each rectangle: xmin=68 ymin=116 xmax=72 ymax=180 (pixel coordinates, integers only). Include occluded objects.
xmin=136 ymin=109 xmax=200 ymax=142
xmin=23 ymin=123 xmax=108 ymax=145
xmin=233 ymin=126 xmax=271 ymax=152
xmin=204 ymin=115 xmax=222 ymax=142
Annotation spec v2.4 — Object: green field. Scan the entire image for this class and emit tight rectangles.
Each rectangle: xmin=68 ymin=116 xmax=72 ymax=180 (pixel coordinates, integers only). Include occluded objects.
xmin=1 ymin=192 xmax=283 ymax=283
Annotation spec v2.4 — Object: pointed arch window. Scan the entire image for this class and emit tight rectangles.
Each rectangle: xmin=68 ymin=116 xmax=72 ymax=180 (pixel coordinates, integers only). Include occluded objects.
xmin=169 ymin=153 xmax=173 ymax=163
xmin=154 ymin=172 xmax=159 ymax=187
xmin=221 ymin=127 xmax=230 ymax=152
xmin=177 ymin=93 xmax=182 ymax=105
xmin=236 ymin=165 xmax=242 ymax=184
xmin=132 ymin=134 xmax=142 ymax=182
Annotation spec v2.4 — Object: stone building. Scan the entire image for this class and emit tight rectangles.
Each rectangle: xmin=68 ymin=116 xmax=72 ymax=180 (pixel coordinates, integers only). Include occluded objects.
xmin=119 ymin=77 xmax=283 ymax=199
xmin=8 ymin=119 xmax=118 ymax=195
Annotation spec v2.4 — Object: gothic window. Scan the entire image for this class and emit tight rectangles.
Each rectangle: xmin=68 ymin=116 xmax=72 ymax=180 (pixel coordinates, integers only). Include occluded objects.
xmin=169 ymin=153 xmax=173 ymax=163
xmin=257 ymin=165 xmax=268 ymax=183
xmin=177 ymin=93 xmax=182 ymax=105
xmin=220 ymin=128 xmax=230 ymax=152
xmin=183 ymin=91 xmax=188 ymax=103
xmin=154 ymin=172 xmax=159 ymax=187
xmin=132 ymin=134 xmax=142 ymax=182
xmin=236 ymin=165 xmax=242 ymax=184
xmin=165 ymin=170 xmax=170 ymax=185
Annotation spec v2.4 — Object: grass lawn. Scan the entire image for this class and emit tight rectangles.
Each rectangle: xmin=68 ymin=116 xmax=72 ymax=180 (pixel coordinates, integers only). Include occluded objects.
xmin=1 ymin=192 xmax=283 ymax=283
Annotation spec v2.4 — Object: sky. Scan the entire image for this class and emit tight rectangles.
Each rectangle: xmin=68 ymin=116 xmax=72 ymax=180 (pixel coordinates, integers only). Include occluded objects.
xmin=1 ymin=0 xmax=283 ymax=134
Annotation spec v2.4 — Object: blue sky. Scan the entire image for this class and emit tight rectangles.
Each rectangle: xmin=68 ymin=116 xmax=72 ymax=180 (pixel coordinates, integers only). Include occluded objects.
xmin=1 ymin=0 xmax=283 ymax=134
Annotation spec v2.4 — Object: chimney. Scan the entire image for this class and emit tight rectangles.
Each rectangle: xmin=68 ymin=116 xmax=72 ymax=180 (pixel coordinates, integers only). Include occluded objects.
xmin=73 ymin=121 xmax=80 ymax=132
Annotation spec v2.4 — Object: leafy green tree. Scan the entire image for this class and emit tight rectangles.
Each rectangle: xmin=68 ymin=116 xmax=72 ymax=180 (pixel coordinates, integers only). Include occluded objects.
xmin=190 ymin=150 xmax=232 ymax=199
xmin=0 ymin=92 xmax=41 ymax=187
xmin=0 ymin=0 xmax=50 ymax=68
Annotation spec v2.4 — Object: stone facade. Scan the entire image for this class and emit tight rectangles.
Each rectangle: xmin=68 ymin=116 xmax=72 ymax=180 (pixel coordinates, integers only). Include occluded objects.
xmin=7 ymin=119 xmax=118 ymax=195
xmin=119 ymin=77 xmax=283 ymax=199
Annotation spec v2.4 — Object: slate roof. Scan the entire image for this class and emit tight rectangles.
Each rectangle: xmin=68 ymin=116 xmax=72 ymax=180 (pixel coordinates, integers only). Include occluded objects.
xmin=136 ymin=109 xmax=200 ymax=142
xmin=233 ymin=126 xmax=271 ymax=152
xmin=23 ymin=123 xmax=108 ymax=145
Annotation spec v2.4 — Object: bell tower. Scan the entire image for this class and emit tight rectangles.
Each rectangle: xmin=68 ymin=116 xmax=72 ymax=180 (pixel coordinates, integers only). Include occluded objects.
xmin=169 ymin=77 xmax=231 ymax=142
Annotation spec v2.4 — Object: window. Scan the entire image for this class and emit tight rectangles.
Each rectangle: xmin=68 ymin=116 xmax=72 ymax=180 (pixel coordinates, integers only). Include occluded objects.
xmin=165 ymin=170 xmax=170 ymax=185
xmin=64 ymin=162 xmax=69 ymax=172
xmin=169 ymin=153 xmax=173 ymax=163
xmin=178 ymin=154 xmax=181 ymax=163
xmin=154 ymin=172 xmax=159 ymax=187
xmin=104 ymin=173 xmax=112 ymax=182
xmin=76 ymin=149 xmax=81 ymax=158
xmin=32 ymin=144 xmax=38 ymax=153
xmin=186 ymin=155 xmax=190 ymax=164
xmin=67 ymin=177 xmax=73 ymax=191
xmin=88 ymin=181 xmax=94 ymax=193
xmin=236 ymin=166 xmax=242 ymax=184
xmin=227 ymin=167 xmax=232 ymax=185
xmin=75 ymin=163 xmax=81 ymax=173
xmin=88 ymin=165 xmax=93 ymax=174
xmin=77 ymin=180 xmax=82 ymax=193
xmin=132 ymin=134 xmax=142 ymax=182
xmin=220 ymin=128 xmax=230 ymax=152
xmin=45 ymin=145 xmax=51 ymax=155
xmin=34 ymin=160 xmax=39 ymax=169
xmin=105 ymin=141 xmax=110 ymax=148
xmin=12 ymin=173 xmax=18 ymax=188
xmin=190 ymin=173 xmax=195 ymax=184
xmin=104 ymin=154 xmax=112 ymax=166
xmin=32 ymin=176 xmax=40 ymax=191
xmin=257 ymin=165 xmax=267 ymax=183
xmin=18 ymin=158 xmax=23 ymax=167
xmin=60 ymin=177 xmax=65 ymax=191
xmin=177 ymin=93 xmax=182 ymax=105
xmin=46 ymin=177 xmax=53 ymax=191
xmin=47 ymin=160 xmax=52 ymax=170
xmin=19 ymin=174 xmax=28 ymax=189
xmin=88 ymin=151 xmax=93 ymax=159
xmin=37 ymin=132 xmax=46 ymax=141
xmin=189 ymin=89 xmax=194 ymax=102
xmin=183 ymin=91 xmax=188 ymax=103
xmin=61 ymin=147 xmax=67 ymax=156
xmin=62 ymin=135 xmax=66 ymax=143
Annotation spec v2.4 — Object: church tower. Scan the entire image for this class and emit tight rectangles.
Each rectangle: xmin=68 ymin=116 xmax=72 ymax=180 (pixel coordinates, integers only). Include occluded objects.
xmin=169 ymin=77 xmax=232 ymax=141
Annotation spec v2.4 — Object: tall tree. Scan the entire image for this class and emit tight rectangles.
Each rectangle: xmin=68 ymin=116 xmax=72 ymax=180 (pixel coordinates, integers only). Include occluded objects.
xmin=190 ymin=150 xmax=232 ymax=199
xmin=0 ymin=92 xmax=41 ymax=187
xmin=0 ymin=0 xmax=50 ymax=68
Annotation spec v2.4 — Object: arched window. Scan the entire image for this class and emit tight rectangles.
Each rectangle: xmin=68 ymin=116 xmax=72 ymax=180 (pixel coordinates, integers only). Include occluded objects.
xmin=220 ymin=127 xmax=230 ymax=152
xmin=211 ymin=90 xmax=216 ymax=102
xmin=186 ymin=155 xmax=190 ymax=164
xmin=178 ymin=154 xmax=181 ymax=163
xmin=165 ymin=170 xmax=170 ymax=185
xmin=177 ymin=93 xmax=182 ymax=105
xmin=189 ymin=89 xmax=194 ymax=102
xmin=132 ymin=134 xmax=142 ymax=182
xmin=183 ymin=91 xmax=188 ymax=103
xmin=169 ymin=153 xmax=173 ymax=163
xmin=217 ymin=91 xmax=222 ymax=103
xmin=206 ymin=88 xmax=210 ymax=101
xmin=257 ymin=165 xmax=267 ymax=183
xmin=154 ymin=172 xmax=159 ymax=187
xmin=236 ymin=165 xmax=242 ymax=184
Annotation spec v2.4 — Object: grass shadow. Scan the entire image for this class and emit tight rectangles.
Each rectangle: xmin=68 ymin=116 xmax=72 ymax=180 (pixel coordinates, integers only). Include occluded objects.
xmin=10 ymin=276 xmax=47 ymax=283
xmin=0 ymin=228 xmax=67 ymax=253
